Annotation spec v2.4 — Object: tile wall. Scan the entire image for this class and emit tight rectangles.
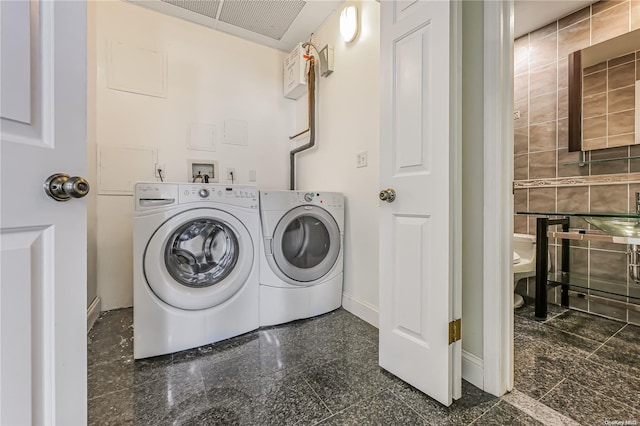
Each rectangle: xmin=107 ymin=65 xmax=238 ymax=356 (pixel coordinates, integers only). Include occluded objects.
xmin=513 ymin=0 xmax=640 ymax=324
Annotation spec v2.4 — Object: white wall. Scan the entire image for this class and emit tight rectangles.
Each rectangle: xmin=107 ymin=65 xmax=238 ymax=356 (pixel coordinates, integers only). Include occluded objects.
xmin=294 ymin=1 xmax=381 ymax=325
xmin=94 ymin=1 xmax=292 ymax=309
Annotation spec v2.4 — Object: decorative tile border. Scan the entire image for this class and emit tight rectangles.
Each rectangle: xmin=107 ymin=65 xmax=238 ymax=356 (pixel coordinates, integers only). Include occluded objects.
xmin=514 ymin=172 xmax=640 ymax=189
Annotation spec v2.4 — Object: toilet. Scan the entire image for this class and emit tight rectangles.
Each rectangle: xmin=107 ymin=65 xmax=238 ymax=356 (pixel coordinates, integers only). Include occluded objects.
xmin=513 ymin=233 xmax=550 ymax=308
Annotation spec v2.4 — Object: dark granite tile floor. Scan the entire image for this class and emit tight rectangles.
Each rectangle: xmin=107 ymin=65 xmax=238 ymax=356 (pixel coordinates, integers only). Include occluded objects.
xmin=88 ymin=306 xmax=640 ymax=425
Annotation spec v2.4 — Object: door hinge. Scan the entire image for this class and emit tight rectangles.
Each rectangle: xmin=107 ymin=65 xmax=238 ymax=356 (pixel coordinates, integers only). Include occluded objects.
xmin=448 ymin=318 xmax=461 ymax=344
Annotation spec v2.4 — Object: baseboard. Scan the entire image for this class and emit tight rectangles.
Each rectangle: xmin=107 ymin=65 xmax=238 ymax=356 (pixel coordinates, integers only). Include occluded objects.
xmin=341 ymin=292 xmax=379 ymax=328
xmin=87 ymin=296 xmax=102 ymax=332
xmin=462 ymin=350 xmax=484 ymax=389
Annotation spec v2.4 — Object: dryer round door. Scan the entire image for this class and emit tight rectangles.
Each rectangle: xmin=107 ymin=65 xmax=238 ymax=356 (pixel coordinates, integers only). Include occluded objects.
xmin=144 ymin=208 xmax=254 ymax=310
xmin=272 ymin=205 xmax=340 ymax=283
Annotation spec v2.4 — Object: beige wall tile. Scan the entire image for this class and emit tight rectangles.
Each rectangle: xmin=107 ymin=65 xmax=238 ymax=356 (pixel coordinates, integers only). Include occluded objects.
xmin=529 ymin=187 xmax=556 ymax=211
xmin=514 ymin=73 xmax=529 ymax=102
xmin=608 ymin=109 xmax=635 ymax=136
xmin=592 ymin=0 xmax=628 ymax=15
xmin=608 ymin=85 xmax=635 ymax=113
xmin=592 ymin=2 xmax=631 ymax=45
xmin=559 ymin=6 xmax=591 ymax=29
xmin=557 ymin=58 xmax=568 ymax=90
xmin=514 ymin=36 xmax=529 ymax=76
xmin=609 ymin=133 xmax=635 ymax=147
xmin=514 ymin=126 xmax=528 ymax=155
xmin=608 ymin=61 xmax=636 ymax=90
xmin=558 ymin=186 xmax=589 ymax=213
xmin=591 ymin=146 xmax=629 ymax=174
xmin=629 ymin=146 xmax=640 ymax=172
xmin=530 ymin=32 xmax=558 ymax=70
xmin=530 ymin=63 xmax=558 ymax=97
xmin=628 ymin=182 xmax=640 ymax=210
xmin=514 ymin=100 xmax=529 ymax=129
xmin=529 ymin=92 xmax=557 ymax=124
xmin=590 ymin=249 xmax=628 ymax=283
xmin=637 ymin=59 xmax=640 ymax=79
xmin=558 ymin=148 xmax=589 ymax=177
xmin=514 ymin=154 xmax=528 ymax=180
xmin=583 ymin=115 xmax=607 ymax=140
xmin=558 ymin=88 xmax=568 ymax=119
xmin=590 ymin=184 xmax=629 ymax=212
xmin=583 ymin=137 xmax=607 ymax=150
xmin=558 ymin=19 xmax=590 ymax=59
xmin=583 ymin=70 xmax=607 ymax=96
xmin=514 ymin=189 xmax=528 ymax=212
xmin=529 ymin=121 xmax=557 ymax=152
xmin=569 ymin=247 xmax=589 ymax=276
xmin=558 ymin=118 xmax=569 ymax=149
xmin=583 ymin=92 xmax=607 ymax=118
xmin=590 ymin=301 xmax=628 ymax=321
xmin=530 ymin=21 xmax=557 ymax=40
xmin=529 ymin=150 xmax=556 ymax=179
xmin=584 ymin=60 xmax=608 ymax=75
xmin=514 ymin=215 xmax=528 ymax=234
xmin=608 ymin=52 xmax=636 ymax=67
xmin=633 ymin=0 xmax=640 ymax=29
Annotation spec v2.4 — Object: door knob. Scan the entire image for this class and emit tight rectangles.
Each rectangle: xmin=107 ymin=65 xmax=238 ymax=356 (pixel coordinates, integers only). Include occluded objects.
xmin=379 ymin=188 xmax=396 ymax=203
xmin=44 ymin=173 xmax=90 ymax=202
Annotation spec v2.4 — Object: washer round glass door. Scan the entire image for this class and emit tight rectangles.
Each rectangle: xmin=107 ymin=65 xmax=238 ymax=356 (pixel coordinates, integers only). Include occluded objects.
xmin=272 ymin=205 xmax=340 ymax=283
xmin=144 ymin=208 xmax=253 ymax=310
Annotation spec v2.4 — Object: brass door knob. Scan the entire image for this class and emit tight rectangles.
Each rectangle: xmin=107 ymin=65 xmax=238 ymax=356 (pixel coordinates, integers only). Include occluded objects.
xmin=379 ymin=188 xmax=396 ymax=203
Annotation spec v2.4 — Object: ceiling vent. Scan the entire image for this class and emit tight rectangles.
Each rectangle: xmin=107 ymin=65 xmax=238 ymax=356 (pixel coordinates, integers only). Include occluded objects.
xmin=162 ymin=0 xmax=221 ymax=19
xmin=218 ymin=1 xmax=306 ymax=41
xmin=130 ymin=0 xmax=342 ymax=52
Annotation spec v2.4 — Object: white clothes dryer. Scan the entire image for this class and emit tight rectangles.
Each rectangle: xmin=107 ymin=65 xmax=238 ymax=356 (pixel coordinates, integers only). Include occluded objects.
xmin=259 ymin=190 xmax=344 ymax=326
xmin=133 ymin=182 xmax=259 ymax=359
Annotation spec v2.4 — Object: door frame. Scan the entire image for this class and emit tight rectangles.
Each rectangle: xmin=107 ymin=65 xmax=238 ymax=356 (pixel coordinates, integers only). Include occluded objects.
xmin=482 ymin=0 xmax=514 ymax=396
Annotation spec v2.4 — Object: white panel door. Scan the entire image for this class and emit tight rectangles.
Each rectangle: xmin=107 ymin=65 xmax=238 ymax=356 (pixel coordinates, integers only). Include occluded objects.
xmin=1 ymin=1 xmax=88 ymax=424
xmin=379 ymin=0 xmax=461 ymax=406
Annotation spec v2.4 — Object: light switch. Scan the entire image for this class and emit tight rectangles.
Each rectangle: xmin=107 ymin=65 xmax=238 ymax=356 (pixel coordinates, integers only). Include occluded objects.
xmin=356 ymin=151 xmax=368 ymax=168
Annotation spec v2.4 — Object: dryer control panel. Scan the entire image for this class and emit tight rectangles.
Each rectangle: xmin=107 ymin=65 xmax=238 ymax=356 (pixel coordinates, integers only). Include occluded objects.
xmin=179 ymin=184 xmax=258 ymax=209
xmin=296 ymin=192 xmax=344 ymax=209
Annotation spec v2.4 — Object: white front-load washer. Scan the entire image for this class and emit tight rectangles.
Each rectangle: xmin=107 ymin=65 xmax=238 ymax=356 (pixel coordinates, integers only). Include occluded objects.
xmin=259 ymin=190 xmax=344 ymax=326
xmin=133 ymin=182 xmax=260 ymax=359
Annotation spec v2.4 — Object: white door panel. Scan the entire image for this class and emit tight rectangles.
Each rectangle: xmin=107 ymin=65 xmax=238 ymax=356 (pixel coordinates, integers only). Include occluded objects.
xmin=379 ymin=0 xmax=461 ymax=406
xmin=1 ymin=1 xmax=88 ymax=424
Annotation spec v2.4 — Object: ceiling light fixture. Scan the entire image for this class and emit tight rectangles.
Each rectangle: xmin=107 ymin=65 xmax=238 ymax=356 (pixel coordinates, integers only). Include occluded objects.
xmin=340 ymin=5 xmax=359 ymax=43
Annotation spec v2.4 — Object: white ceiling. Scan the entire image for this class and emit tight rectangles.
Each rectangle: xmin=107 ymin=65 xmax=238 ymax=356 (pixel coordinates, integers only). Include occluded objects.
xmin=514 ymin=0 xmax=596 ymax=38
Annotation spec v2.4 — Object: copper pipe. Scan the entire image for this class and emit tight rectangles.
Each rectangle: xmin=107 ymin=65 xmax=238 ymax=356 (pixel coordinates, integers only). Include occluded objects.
xmin=290 ymin=54 xmax=315 ymax=190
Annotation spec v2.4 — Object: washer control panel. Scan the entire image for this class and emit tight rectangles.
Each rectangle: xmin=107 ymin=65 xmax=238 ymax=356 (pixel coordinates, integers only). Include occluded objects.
xmin=179 ymin=184 xmax=258 ymax=208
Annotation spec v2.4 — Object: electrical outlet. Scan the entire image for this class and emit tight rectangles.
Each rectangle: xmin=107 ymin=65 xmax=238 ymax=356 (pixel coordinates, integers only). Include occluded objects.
xmin=249 ymin=170 xmax=257 ymax=182
xmin=356 ymin=151 xmax=368 ymax=168
xmin=227 ymin=168 xmax=236 ymax=181
xmin=154 ymin=163 xmax=166 ymax=178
